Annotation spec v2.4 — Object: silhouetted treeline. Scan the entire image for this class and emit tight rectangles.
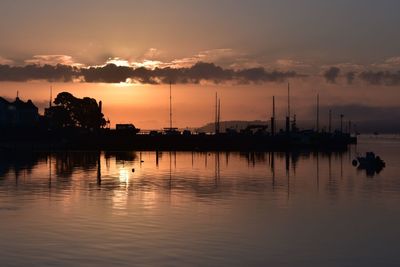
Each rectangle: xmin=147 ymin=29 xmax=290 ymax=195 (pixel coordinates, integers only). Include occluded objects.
xmin=44 ymin=92 xmax=105 ymax=129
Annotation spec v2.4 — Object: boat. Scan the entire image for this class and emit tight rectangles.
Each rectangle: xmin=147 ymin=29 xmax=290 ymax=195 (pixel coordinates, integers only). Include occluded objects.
xmin=352 ymin=152 xmax=385 ymax=176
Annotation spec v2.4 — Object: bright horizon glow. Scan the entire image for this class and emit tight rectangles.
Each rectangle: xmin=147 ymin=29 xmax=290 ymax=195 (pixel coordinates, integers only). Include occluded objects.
xmin=1 ymin=80 xmax=399 ymax=132
xmin=105 ymin=57 xmax=131 ymax=67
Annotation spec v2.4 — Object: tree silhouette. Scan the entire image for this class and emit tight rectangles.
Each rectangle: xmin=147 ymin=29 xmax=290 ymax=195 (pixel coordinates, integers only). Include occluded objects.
xmin=45 ymin=92 xmax=106 ymax=129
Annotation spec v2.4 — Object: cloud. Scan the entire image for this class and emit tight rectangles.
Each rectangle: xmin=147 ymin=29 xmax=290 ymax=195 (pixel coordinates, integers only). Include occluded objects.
xmin=383 ymin=56 xmax=400 ymax=66
xmin=275 ymin=59 xmax=311 ymax=70
xmin=0 ymin=56 xmax=14 ymax=65
xmin=104 ymin=57 xmax=131 ymax=67
xmin=323 ymin=67 xmax=340 ymax=83
xmin=0 ymin=62 xmax=298 ymax=84
xmin=81 ymin=64 xmax=133 ymax=83
xmin=81 ymin=62 xmax=298 ymax=84
xmin=2 ymin=52 xmax=400 ymax=86
xmin=0 ymin=64 xmax=78 ymax=82
xmin=167 ymin=49 xmax=249 ymax=69
xmin=24 ymin=55 xmax=82 ymax=67
xmin=143 ymin=48 xmax=162 ymax=59
xmin=372 ymin=56 xmax=400 ymax=69
xmin=359 ymin=71 xmax=400 ymax=86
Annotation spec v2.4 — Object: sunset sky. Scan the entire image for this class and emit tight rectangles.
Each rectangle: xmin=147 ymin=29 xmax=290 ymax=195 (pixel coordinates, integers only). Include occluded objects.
xmin=1 ymin=0 xmax=400 ymax=130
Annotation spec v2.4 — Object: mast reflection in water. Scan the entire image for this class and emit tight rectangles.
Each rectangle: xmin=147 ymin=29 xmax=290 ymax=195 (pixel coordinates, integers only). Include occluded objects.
xmin=0 ymin=136 xmax=399 ymax=266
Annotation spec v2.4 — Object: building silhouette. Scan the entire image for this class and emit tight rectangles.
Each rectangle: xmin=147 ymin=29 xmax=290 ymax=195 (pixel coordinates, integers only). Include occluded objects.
xmin=0 ymin=96 xmax=39 ymax=127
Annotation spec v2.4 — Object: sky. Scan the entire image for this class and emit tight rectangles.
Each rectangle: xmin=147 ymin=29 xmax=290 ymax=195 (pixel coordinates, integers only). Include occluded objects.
xmin=0 ymin=0 xmax=400 ymax=131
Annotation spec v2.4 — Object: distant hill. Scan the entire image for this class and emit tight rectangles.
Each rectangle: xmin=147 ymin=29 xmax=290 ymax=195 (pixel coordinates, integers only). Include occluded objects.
xmin=197 ymin=120 xmax=268 ymax=133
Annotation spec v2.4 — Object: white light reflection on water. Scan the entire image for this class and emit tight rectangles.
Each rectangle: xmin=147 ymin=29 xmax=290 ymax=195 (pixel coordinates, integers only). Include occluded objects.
xmin=0 ymin=136 xmax=399 ymax=266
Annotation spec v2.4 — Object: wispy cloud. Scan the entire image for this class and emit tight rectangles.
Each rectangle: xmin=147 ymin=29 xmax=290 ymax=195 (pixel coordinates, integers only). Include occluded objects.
xmin=24 ymin=55 xmax=83 ymax=67
xmin=275 ymin=59 xmax=311 ymax=70
xmin=372 ymin=56 xmax=400 ymax=69
xmin=0 ymin=56 xmax=14 ymax=65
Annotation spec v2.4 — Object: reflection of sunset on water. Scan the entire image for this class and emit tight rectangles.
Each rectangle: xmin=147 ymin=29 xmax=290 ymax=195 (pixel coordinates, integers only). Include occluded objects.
xmin=0 ymin=136 xmax=399 ymax=266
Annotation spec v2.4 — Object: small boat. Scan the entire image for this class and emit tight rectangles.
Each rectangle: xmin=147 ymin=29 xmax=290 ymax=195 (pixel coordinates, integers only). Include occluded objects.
xmin=352 ymin=152 xmax=385 ymax=176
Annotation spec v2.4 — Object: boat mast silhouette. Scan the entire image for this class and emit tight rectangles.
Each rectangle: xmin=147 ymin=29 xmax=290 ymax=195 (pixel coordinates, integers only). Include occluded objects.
xmin=286 ymin=83 xmax=290 ymax=133
xmin=316 ymin=93 xmax=320 ymax=132
xmin=169 ymin=81 xmax=172 ymax=130
xmin=215 ymin=92 xmax=221 ymax=134
xmin=270 ymin=96 xmax=276 ymax=136
xmin=165 ymin=81 xmax=177 ymax=133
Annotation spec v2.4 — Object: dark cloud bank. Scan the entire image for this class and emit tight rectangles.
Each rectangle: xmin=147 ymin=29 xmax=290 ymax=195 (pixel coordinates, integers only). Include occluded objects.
xmin=1 ymin=62 xmax=399 ymax=86
xmin=0 ymin=62 xmax=297 ymax=84
xmin=323 ymin=66 xmax=400 ymax=85
xmin=323 ymin=67 xmax=340 ymax=83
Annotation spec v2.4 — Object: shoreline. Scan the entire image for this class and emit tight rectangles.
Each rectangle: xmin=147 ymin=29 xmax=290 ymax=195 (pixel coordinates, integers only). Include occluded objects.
xmin=0 ymin=128 xmax=356 ymax=152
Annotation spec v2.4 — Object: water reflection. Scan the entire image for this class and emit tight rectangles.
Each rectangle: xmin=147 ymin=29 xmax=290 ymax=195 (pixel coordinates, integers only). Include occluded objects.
xmin=0 ymin=145 xmax=391 ymax=198
xmin=1 ymin=137 xmax=400 ymax=267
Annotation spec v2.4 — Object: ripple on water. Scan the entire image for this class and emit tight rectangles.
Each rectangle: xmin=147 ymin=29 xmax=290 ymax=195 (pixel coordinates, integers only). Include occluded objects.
xmin=0 ymin=137 xmax=399 ymax=266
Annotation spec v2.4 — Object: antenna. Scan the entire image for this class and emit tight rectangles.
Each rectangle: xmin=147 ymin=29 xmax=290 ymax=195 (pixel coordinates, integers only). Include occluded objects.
xmin=169 ymin=81 xmax=172 ymax=129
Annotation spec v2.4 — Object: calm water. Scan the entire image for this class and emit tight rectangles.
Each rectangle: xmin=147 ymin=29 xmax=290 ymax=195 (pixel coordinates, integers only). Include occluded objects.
xmin=0 ymin=135 xmax=399 ymax=267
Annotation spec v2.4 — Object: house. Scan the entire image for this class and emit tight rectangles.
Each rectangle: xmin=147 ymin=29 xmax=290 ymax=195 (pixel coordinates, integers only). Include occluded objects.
xmin=0 ymin=96 xmax=39 ymax=127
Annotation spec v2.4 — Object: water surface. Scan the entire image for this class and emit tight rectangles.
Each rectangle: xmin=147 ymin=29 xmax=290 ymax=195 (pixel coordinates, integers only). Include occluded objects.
xmin=0 ymin=135 xmax=399 ymax=266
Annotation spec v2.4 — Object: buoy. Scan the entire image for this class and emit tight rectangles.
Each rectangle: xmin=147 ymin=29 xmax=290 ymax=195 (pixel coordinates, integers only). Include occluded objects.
xmin=132 ymin=168 xmax=135 ymax=172
xmin=352 ymin=159 xmax=358 ymax=166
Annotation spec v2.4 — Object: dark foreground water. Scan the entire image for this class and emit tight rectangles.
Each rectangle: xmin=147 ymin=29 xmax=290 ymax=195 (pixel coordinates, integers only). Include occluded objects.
xmin=0 ymin=135 xmax=399 ymax=267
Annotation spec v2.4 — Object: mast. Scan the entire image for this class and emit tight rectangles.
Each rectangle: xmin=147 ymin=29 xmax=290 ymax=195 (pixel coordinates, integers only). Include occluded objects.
xmin=286 ymin=83 xmax=290 ymax=133
xmin=169 ymin=81 xmax=172 ymax=129
xmin=214 ymin=92 xmax=221 ymax=134
xmin=218 ymin=98 xmax=221 ymax=133
xmin=287 ymin=82 xmax=290 ymax=118
xmin=49 ymin=85 xmax=53 ymax=107
xmin=215 ymin=92 xmax=218 ymax=134
xmin=329 ymin=109 xmax=332 ymax=133
xmin=316 ymin=93 xmax=320 ymax=132
xmin=273 ymin=96 xmax=275 ymax=118
xmin=271 ymin=96 xmax=275 ymax=136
